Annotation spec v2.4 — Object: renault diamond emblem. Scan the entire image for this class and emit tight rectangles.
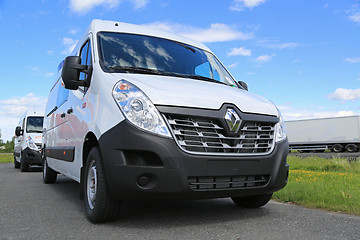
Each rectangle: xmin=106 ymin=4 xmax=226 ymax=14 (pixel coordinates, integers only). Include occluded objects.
xmin=225 ymin=108 xmax=241 ymax=133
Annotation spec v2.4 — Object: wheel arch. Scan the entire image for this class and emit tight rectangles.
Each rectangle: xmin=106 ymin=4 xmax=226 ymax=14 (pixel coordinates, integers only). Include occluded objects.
xmin=80 ymin=132 xmax=99 ymax=200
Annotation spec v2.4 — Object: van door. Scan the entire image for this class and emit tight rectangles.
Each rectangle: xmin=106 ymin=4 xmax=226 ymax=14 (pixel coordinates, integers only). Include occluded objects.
xmin=65 ymin=37 xmax=93 ymax=179
xmin=14 ymin=118 xmax=24 ymax=162
xmin=44 ymin=77 xmax=71 ymax=173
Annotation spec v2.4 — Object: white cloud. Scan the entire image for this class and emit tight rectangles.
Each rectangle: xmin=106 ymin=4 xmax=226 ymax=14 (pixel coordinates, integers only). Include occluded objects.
xmin=132 ymin=0 xmax=149 ymax=9
xmin=230 ymin=0 xmax=266 ymax=11
xmin=258 ymin=40 xmax=303 ymax=49
xmin=62 ymin=37 xmax=78 ymax=55
xmin=0 ymin=93 xmax=46 ymax=141
xmin=145 ymin=22 xmax=254 ymax=43
xmin=69 ymin=29 xmax=80 ymax=35
xmin=279 ymin=105 xmax=357 ymax=121
xmin=347 ymin=5 xmax=360 ymax=23
xmin=29 ymin=66 xmax=54 ymax=78
xmin=227 ymin=62 xmax=239 ymax=68
xmin=255 ymin=54 xmax=274 ymax=62
xmin=328 ymin=88 xmax=360 ymax=101
xmin=344 ymin=57 xmax=360 ymax=63
xmin=69 ymin=0 xmax=120 ymax=13
xmin=228 ymin=47 xmax=252 ymax=56
xmin=69 ymin=0 xmax=149 ymax=13
xmin=349 ymin=13 xmax=360 ymax=23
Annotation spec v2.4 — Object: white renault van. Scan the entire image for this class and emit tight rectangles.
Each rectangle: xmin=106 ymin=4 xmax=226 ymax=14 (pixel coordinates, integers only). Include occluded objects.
xmin=43 ymin=19 xmax=289 ymax=223
xmin=14 ymin=112 xmax=44 ymax=171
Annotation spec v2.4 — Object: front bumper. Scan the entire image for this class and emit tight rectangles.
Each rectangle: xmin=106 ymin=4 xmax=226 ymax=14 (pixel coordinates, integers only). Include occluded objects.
xmin=22 ymin=147 xmax=42 ymax=166
xmin=99 ymin=120 xmax=289 ymax=200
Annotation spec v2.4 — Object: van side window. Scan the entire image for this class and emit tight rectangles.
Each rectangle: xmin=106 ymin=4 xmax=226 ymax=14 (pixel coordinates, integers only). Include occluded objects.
xmin=79 ymin=40 xmax=92 ymax=92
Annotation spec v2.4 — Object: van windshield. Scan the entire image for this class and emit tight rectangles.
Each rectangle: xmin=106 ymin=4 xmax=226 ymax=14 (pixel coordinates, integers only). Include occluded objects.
xmin=97 ymin=32 xmax=237 ymax=87
xmin=26 ymin=117 xmax=44 ymax=133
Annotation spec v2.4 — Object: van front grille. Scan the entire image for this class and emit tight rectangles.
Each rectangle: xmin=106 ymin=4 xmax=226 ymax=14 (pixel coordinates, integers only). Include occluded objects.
xmin=164 ymin=114 xmax=275 ymax=155
xmin=188 ymin=175 xmax=269 ymax=191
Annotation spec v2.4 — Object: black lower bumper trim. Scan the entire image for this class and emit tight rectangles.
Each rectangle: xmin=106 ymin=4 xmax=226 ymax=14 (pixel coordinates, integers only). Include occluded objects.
xmin=99 ymin=120 xmax=289 ymax=200
xmin=22 ymin=147 xmax=42 ymax=166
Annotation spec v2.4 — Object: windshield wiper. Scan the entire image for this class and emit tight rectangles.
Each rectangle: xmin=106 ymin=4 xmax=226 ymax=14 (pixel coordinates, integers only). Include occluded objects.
xmin=108 ymin=66 xmax=166 ymax=75
xmin=172 ymin=73 xmax=230 ymax=86
xmin=108 ymin=66 xmax=232 ymax=86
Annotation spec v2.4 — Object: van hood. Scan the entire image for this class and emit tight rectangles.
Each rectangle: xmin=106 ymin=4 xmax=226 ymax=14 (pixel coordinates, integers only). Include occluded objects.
xmin=109 ymin=73 xmax=278 ymax=116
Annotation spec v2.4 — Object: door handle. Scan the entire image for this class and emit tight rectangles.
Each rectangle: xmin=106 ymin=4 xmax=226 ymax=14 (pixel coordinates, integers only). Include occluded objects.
xmin=67 ymin=108 xmax=73 ymax=114
xmin=61 ymin=113 xmax=66 ymax=118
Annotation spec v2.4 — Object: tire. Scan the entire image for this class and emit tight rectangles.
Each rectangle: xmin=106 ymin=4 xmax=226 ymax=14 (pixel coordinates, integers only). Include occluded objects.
xmin=231 ymin=193 xmax=273 ymax=208
xmin=14 ymin=155 xmax=20 ymax=169
xmin=332 ymin=144 xmax=343 ymax=153
xmin=20 ymin=154 xmax=29 ymax=172
xmin=42 ymin=157 xmax=57 ymax=184
xmin=84 ymin=146 xmax=121 ymax=223
xmin=345 ymin=144 xmax=358 ymax=152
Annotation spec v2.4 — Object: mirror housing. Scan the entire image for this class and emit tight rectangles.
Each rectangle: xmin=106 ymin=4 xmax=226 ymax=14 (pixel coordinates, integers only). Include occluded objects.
xmin=61 ymin=56 xmax=92 ymax=90
xmin=238 ymin=81 xmax=248 ymax=91
xmin=15 ymin=126 xmax=23 ymax=137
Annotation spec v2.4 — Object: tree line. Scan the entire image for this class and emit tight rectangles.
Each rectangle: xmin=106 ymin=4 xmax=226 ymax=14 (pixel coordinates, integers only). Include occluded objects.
xmin=0 ymin=129 xmax=15 ymax=153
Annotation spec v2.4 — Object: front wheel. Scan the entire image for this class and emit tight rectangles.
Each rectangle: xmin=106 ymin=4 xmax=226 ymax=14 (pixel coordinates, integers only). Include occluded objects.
xmin=14 ymin=155 xmax=20 ymax=169
xmin=20 ymin=154 xmax=29 ymax=172
xmin=84 ymin=146 xmax=121 ymax=223
xmin=42 ymin=157 xmax=57 ymax=184
xmin=231 ymin=193 xmax=273 ymax=208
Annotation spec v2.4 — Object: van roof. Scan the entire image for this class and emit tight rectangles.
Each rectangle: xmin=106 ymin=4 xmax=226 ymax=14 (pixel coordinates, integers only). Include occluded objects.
xmin=88 ymin=19 xmax=212 ymax=53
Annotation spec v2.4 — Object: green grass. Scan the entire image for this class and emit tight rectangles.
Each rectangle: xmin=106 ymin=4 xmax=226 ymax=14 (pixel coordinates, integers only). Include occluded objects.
xmin=0 ymin=154 xmax=13 ymax=163
xmin=273 ymin=156 xmax=360 ymax=216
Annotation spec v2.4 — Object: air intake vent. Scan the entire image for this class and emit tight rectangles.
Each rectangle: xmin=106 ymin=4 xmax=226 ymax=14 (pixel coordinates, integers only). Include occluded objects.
xmin=188 ymin=175 xmax=269 ymax=190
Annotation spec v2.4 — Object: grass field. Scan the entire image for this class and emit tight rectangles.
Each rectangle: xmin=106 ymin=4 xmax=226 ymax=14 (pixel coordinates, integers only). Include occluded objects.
xmin=273 ymin=156 xmax=360 ymax=216
xmin=0 ymin=154 xmax=12 ymax=163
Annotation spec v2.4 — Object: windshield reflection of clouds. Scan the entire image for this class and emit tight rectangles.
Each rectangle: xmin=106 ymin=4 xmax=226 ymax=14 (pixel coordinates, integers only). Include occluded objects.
xmin=98 ymin=32 xmax=236 ymax=85
xmin=101 ymin=35 xmax=174 ymax=71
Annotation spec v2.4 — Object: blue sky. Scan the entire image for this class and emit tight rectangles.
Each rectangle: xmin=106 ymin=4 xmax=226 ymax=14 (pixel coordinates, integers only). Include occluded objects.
xmin=0 ymin=0 xmax=360 ymax=141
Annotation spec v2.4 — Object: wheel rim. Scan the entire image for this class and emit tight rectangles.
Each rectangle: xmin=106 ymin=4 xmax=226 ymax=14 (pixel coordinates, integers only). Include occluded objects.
xmin=43 ymin=160 xmax=47 ymax=178
xmin=87 ymin=159 xmax=97 ymax=210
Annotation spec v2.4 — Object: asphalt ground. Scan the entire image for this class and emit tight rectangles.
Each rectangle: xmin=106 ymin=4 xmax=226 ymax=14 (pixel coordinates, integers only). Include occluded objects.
xmin=1 ymin=162 xmax=359 ymax=240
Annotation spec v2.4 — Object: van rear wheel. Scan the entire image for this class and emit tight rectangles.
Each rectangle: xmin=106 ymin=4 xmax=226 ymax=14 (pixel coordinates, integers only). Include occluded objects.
xmin=231 ymin=193 xmax=273 ymax=208
xmin=84 ymin=146 xmax=121 ymax=223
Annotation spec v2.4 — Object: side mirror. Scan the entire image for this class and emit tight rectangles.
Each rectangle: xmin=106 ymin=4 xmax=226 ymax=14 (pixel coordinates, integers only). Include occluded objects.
xmin=238 ymin=81 xmax=248 ymax=91
xmin=15 ymin=126 xmax=23 ymax=137
xmin=62 ymin=56 xmax=91 ymax=90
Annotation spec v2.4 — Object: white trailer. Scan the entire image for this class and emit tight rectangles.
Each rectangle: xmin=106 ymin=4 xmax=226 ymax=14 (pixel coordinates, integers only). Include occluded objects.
xmin=285 ymin=115 xmax=360 ymax=152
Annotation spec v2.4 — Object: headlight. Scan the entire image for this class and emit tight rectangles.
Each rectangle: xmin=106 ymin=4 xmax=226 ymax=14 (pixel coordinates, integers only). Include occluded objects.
xmin=26 ymin=136 xmax=39 ymax=150
xmin=275 ymin=107 xmax=286 ymax=142
xmin=112 ymin=80 xmax=171 ymax=138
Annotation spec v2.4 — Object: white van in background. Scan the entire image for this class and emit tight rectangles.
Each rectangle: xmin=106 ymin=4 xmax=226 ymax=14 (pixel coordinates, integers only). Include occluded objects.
xmin=14 ymin=113 xmax=44 ymax=171
xmin=43 ymin=19 xmax=289 ymax=223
